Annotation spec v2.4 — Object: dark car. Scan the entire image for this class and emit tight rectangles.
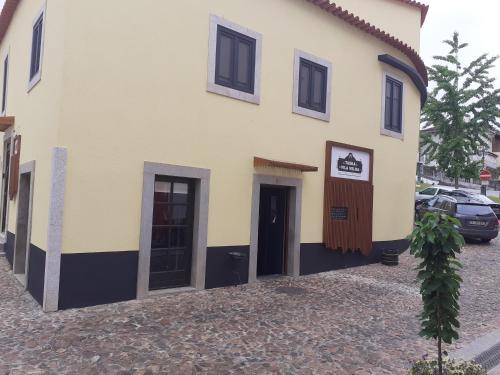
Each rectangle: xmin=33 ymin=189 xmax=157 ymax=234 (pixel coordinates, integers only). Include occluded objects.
xmin=416 ymin=195 xmax=499 ymax=243
xmin=446 ymin=190 xmax=500 ymax=219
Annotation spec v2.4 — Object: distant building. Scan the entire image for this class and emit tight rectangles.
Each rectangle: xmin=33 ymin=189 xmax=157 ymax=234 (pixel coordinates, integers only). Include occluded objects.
xmin=418 ymin=127 xmax=500 ymax=182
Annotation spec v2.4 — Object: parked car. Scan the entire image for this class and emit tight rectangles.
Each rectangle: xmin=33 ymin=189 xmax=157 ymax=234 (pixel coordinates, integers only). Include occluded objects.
xmin=415 ymin=186 xmax=454 ymax=206
xmin=415 ymin=195 xmax=499 ymax=243
xmin=446 ymin=190 xmax=500 ymax=219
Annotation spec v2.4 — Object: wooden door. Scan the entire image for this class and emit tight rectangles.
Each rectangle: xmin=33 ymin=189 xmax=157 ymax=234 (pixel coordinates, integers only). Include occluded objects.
xmin=149 ymin=177 xmax=195 ymax=290
xmin=323 ymin=142 xmax=374 ymax=255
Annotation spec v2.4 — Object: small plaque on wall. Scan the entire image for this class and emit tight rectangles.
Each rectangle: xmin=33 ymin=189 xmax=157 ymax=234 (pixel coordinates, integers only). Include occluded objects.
xmin=331 ymin=207 xmax=348 ymax=221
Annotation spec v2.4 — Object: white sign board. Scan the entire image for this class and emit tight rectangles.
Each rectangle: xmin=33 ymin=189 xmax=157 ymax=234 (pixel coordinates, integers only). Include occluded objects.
xmin=330 ymin=146 xmax=370 ymax=181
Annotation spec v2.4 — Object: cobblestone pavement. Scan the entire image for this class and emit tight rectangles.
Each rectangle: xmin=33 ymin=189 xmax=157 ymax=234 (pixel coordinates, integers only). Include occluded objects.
xmin=1 ymin=239 xmax=499 ymax=375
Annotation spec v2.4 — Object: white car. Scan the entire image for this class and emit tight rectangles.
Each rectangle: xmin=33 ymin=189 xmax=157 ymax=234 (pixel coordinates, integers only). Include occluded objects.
xmin=415 ymin=186 xmax=454 ymax=205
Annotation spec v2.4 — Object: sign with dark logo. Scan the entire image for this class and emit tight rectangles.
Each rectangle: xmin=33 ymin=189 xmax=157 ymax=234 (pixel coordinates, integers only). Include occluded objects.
xmin=331 ymin=146 xmax=370 ymax=181
xmin=337 ymin=153 xmax=363 ymax=175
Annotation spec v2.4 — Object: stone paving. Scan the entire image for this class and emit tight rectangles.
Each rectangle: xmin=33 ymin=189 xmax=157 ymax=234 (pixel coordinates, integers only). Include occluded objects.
xmin=0 ymin=239 xmax=499 ymax=374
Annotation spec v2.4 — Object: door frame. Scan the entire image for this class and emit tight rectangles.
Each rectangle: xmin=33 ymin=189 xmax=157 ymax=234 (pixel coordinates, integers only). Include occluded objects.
xmin=137 ymin=162 xmax=210 ymax=299
xmin=0 ymin=127 xmax=15 ymax=245
xmin=249 ymin=174 xmax=302 ymax=283
xmin=12 ymin=160 xmax=35 ymax=287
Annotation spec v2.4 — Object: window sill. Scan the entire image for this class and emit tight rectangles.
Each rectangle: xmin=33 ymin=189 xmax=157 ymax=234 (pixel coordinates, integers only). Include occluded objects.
xmin=293 ymin=104 xmax=330 ymax=122
xmin=27 ymin=74 xmax=41 ymax=93
xmin=380 ymin=128 xmax=404 ymax=140
xmin=207 ymin=82 xmax=260 ymax=105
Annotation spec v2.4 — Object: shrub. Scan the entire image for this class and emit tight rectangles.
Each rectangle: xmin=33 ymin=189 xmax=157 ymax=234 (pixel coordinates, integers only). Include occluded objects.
xmin=409 ymin=358 xmax=486 ymax=375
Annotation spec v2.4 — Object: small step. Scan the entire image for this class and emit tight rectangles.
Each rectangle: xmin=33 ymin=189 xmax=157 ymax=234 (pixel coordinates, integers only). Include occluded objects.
xmin=474 ymin=342 xmax=500 ymax=371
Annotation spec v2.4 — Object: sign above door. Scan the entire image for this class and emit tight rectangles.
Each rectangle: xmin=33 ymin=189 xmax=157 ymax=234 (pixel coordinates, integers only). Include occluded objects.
xmin=330 ymin=146 xmax=370 ymax=182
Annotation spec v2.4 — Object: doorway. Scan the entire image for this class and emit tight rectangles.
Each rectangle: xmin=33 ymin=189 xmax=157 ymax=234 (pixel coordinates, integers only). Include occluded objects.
xmin=257 ymin=186 xmax=289 ymax=277
xmin=13 ymin=163 xmax=35 ymax=287
xmin=148 ymin=176 xmax=195 ymax=291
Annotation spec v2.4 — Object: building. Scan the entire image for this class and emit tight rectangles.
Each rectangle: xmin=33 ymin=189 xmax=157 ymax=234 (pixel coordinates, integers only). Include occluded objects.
xmin=0 ymin=0 xmax=428 ymax=311
xmin=419 ymin=127 xmax=500 ymax=183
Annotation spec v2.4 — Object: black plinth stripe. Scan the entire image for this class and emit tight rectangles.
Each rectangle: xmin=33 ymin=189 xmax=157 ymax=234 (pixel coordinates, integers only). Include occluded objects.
xmin=300 ymin=239 xmax=409 ymax=275
xmin=58 ymin=251 xmax=138 ymax=310
xmin=27 ymin=244 xmax=45 ymax=306
xmin=205 ymin=246 xmax=249 ymax=289
xmin=5 ymin=231 xmax=14 ymax=267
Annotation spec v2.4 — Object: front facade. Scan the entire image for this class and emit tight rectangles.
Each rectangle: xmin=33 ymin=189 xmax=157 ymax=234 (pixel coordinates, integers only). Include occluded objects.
xmin=0 ymin=0 xmax=428 ymax=311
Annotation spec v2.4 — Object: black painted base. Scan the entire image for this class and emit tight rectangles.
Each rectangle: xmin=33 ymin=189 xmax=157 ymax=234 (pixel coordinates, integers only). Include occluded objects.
xmin=27 ymin=244 xmax=46 ymax=306
xmin=58 ymin=251 xmax=138 ymax=310
xmin=2 ymin=232 xmax=45 ymax=306
xmin=300 ymin=240 xmax=409 ymax=275
xmin=5 ymin=231 xmax=14 ymax=268
xmin=205 ymin=246 xmax=249 ymax=289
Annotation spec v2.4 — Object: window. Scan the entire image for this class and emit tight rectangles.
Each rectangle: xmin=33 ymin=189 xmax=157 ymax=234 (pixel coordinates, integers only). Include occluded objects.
xmin=298 ymin=58 xmax=327 ymax=113
xmin=28 ymin=9 xmax=45 ymax=90
xmin=1 ymin=55 xmax=8 ymax=114
xmin=382 ymin=74 xmax=403 ymax=136
xmin=420 ymin=188 xmax=437 ymax=196
xmin=293 ymin=50 xmax=332 ymax=122
xmin=215 ymin=26 xmax=256 ymax=94
xmin=207 ymin=15 xmax=262 ymax=104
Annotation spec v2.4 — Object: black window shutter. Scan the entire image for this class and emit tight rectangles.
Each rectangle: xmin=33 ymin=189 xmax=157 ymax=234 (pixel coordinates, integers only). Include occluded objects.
xmin=2 ymin=55 xmax=8 ymax=112
xmin=298 ymin=58 xmax=327 ymax=113
xmin=215 ymin=25 xmax=256 ymax=94
xmin=30 ymin=15 xmax=43 ymax=80
xmin=384 ymin=77 xmax=403 ymax=133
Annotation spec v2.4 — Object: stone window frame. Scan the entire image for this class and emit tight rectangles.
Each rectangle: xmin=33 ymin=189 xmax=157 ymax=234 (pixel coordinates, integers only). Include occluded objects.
xmin=248 ymin=174 xmax=302 ymax=283
xmin=137 ymin=162 xmax=210 ymax=299
xmin=207 ymin=15 xmax=263 ymax=105
xmin=293 ymin=49 xmax=333 ymax=122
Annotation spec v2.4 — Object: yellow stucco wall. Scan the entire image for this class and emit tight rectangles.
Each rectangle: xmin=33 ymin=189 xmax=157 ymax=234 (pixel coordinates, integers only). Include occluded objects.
xmin=0 ymin=0 xmax=66 ymax=250
xmin=52 ymin=0 xmax=422 ymax=253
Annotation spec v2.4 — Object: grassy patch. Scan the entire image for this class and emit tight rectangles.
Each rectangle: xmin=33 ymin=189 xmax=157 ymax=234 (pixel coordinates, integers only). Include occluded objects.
xmin=488 ymin=196 xmax=500 ymax=203
xmin=416 ymin=183 xmax=432 ymax=192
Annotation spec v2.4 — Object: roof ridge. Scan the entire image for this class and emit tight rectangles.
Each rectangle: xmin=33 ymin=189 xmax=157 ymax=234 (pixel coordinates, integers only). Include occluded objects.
xmin=393 ymin=0 xmax=429 ymax=25
xmin=306 ymin=0 xmax=428 ymax=85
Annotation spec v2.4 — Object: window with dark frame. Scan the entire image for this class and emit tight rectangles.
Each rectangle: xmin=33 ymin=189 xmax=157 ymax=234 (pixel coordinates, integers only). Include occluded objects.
xmin=384 ymin=76 xmax=403 ymax=133
xmin=30 ymin=13 xmax=44 ymax=82
xmin=298 ymin=58 xmax=328 ymax=114
xmin=2 ymin=55 xmax=8 ymax=113
xmin=215 ymin=25 xmax=256 ymax=94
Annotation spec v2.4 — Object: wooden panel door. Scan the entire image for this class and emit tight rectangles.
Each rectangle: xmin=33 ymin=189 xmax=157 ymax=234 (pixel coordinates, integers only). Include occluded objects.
xmin=324 ymin=180 xmax=373 ymax=254
xmin=323 ymin=141 xmax=374 ymax=255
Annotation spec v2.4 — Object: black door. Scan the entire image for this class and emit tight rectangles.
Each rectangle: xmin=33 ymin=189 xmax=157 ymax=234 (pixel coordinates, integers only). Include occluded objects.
xmin=257 ymin=186 xmax=288 ymax=277
xmin=149 ymin=176 xmax=195 ymax=290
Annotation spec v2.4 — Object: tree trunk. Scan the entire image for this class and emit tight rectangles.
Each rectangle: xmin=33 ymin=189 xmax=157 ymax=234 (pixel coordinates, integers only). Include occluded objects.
xmin=438 ymin=336 xmax=443 ymax=375
xmin=454 ymin=176 xmax=459 ymax=189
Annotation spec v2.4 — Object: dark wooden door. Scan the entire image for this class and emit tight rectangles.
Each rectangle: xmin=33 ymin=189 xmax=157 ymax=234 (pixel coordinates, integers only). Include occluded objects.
xmin=257 ymin=186 xmax=288 ymax=277
xmin=324 ymin=180 xmax=373 ymax=254
xmin=149 ymin=177 xmax=195 ymax=290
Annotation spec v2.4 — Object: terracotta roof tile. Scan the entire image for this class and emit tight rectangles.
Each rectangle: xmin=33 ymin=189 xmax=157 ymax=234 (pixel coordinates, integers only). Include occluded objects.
xmin=394 ymin=0 xmax=429 ymax=25
xmin=0 ymin=0 xmax=20 ymax=45
xmin=307 ymin=0 xmax=428 ymax=85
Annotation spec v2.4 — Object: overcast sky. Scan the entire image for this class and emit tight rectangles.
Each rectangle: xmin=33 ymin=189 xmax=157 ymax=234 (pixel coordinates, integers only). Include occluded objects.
xmin=421 ymin=0 xmax=500 ymax=83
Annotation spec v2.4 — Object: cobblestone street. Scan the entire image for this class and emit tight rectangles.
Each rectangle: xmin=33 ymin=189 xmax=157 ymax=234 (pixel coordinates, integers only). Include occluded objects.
xmin=1 ymin=239 xmax=499 ymax=375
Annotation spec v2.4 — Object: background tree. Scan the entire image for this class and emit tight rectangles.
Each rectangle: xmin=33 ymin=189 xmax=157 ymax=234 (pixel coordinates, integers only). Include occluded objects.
xmin=421 ymin=32 xmax=500 ymax=188
xmin=409 ymin=213 xmax=465 ymax=375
